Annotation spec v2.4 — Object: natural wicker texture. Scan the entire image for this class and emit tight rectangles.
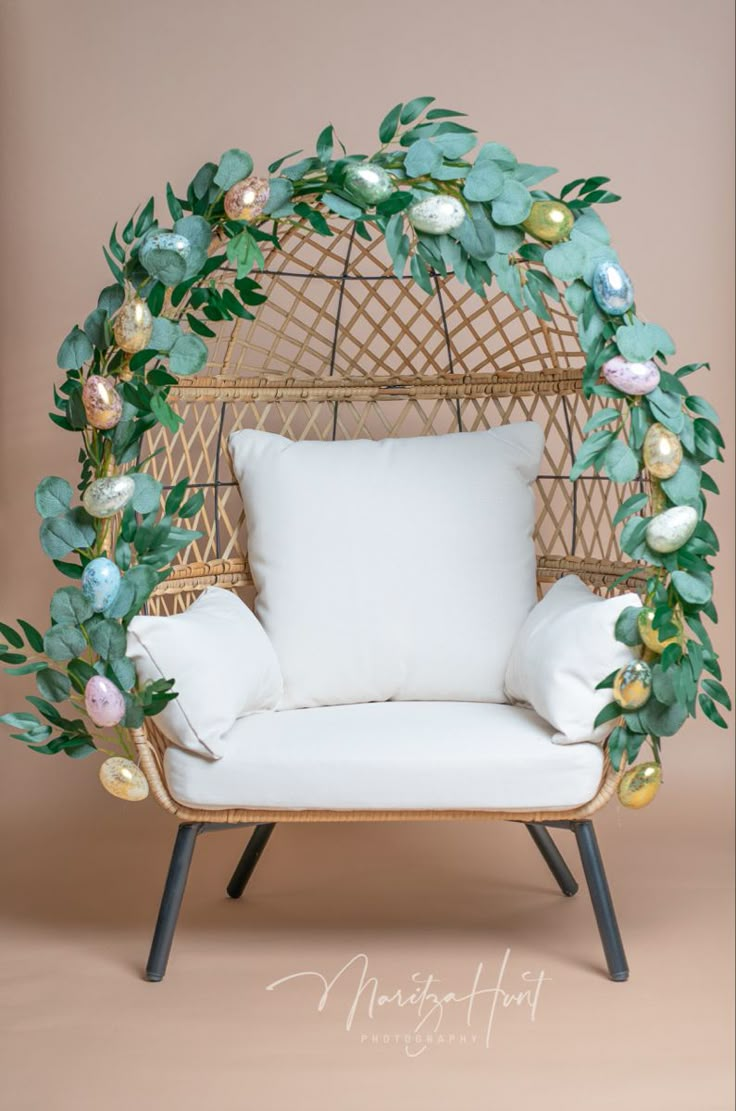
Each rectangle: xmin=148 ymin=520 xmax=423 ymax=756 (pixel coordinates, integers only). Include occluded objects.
xmin=131 ymin=214 xmax=640 ymax=822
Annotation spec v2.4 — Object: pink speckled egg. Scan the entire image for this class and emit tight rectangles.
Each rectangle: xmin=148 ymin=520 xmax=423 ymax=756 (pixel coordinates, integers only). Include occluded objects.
xmin=84 ymin=675 xmax=126 ymax=728
xmin=602 ymin=356 xmax=660 ymax=396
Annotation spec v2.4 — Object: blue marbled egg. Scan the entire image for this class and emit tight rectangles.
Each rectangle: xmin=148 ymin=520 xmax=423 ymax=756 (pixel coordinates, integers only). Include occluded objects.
xmin=591 ymin=260 xmax=634 ymax=316
xmin=82 ymin=557 xmax=122 ymax=612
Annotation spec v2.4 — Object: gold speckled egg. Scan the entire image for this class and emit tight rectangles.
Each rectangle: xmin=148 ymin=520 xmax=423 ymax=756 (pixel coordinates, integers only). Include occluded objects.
xmin=612 ymin=659 xmax=653 ymax=710
xmin=82 ymin=474 xmax=135 ymax=519
xmin=643 ymin=423 xmax=683 ymax=480
xmin=99 ymin=757 xmax=149 ymax=802
xmin=82 ymin=375 xmax=123 ymax=430
xmin=522 ymin=200 xmax=574 ymax=243
xmin=113 ymin=296 xmax=153 ymax=354
xmin=617 ymin=762 xmax=662 ymax=808
xmin=224 ymin=176 xmax=270 ymax=221
xmin=637 ymin=607 xmax=683 ymax=654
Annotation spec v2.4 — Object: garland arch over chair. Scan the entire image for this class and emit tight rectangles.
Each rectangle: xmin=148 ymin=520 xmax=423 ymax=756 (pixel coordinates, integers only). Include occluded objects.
xmin=0 ymin=95 xmax=729 ymax=810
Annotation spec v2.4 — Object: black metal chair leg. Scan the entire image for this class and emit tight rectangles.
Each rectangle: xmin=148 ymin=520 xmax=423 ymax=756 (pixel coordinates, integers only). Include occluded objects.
xmin=573 ymin=820 xmax=629 ymax=982
xmin=145 ymin=822 xmax=201 ymax=982
xmin=227 ymin=823 xmax=275 ymax=899
xmin=525 ymin=823 xmax=579 ymax=896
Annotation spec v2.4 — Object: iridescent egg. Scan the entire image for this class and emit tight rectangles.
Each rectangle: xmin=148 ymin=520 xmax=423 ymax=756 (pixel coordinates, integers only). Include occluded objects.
xmin=224 ymin=177 xmax=271 ymax=221
xmin=99 ymin=757 xmax=149 ymax=802
xmin=112 ymin=296 xmax=153 ymax=353
xmin=81 ymin=557 xmax=122 ymax=612
xmin=602 ymin=355 xmax=660 ymax=396
xmin=344 ymin=162 xmax=393 ymax=206
xmin=637 ymin=606 xmax=683 ymax=654
xmin=522 ymin=200 xmax=573 ymax=243
xmin=646 ymin=505 xmax=698 ymax=553
xmin=81 ymin=375 xmax=123 ymax=430
xmin=612 ymin=659 xmax=652 ymax=710
xmin=592 ymin=260 xmax=634 ymax=316
xmin=617 ymin=761 xmax=662 ymax=809
xmin=139 ymin=231 xmax=192 ymax=286
xmin=85 ymin=676 xmax=126 ymax=728
xmin=82 ymin=475 xmax=135 ymax=519
xmin=408 ymin=195 xmax=465 ymax=235
xmin=643 ymin=423 xmax=682 ymax=479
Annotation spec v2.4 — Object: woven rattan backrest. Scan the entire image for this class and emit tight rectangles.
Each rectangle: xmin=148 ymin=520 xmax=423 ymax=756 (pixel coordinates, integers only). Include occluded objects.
xmin=141 ymin=216 xmax=638 ymax=615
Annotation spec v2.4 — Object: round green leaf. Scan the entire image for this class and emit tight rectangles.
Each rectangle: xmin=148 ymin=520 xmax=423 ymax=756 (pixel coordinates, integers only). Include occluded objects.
xmin=36 ymin=667 xmax=72 ymax=703
xmin=35 ymin=476 xmax=73 ymax=519
xmin=131 ymin=472 xmax=163 ymax=514
xmin=106 ymin=656 xmax=137 ymax=691
xmin=43 ymin=624 xmax=87 ymax=661
xmin=490 ymin=179 xmax=532 ymax=226
xmin=39 ymin=509 xmax=96 ymax=559
xmin=456 ymin=205 xmax=495 ymax=260
xmin=602 ymin=439 xmax=640 ymax=483
xmin=50 ymin=586 xmax=94 ymax=626
xmin=671 ymin=570 xmax=712 ymax=606
xmin=87 ymin=618 xmax=127 ymax=660
xmin=57 ymin=326 xmax=93 ymax=371
xmin=83 ymin=307 xmax=109 ymax=350
xmin=462 ymin=161 xmax=504 ymax=203
xmin=614 ymin=605 xmax=643 ymax=647
xmin=149 ymin=317 xmax=181 ymax=354
xmin=404 ymin=139 xmax=442 ymax=178
xmin=169 ymin=333 xmax=208 ymax=377
xmin=544 ymin=240 xmax=586 ymax=282
xmin=173 ymin=215 xmax=212 ymax=252
xmin=214 ymin=148 xmax=254 ymax=190
xmin=640 ymin=697 xmax=688 ymax=737
xmin=97 ymin=284 xmax=125 ymax=316
xmin=262 ymin=178 xmax=294 ymax=216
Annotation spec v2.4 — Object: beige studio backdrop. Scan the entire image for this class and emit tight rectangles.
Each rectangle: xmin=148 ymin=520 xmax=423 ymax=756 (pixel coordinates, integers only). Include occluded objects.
xmin=0 ymin=1 xmax=733 ymax=1109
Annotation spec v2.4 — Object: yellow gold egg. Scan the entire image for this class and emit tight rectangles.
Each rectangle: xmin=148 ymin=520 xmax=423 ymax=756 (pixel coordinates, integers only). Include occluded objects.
xmin=113 ymin=296 xmax=153 ymax=354
xmin=643 ymin=423 xmax=683 ymax=480
xmin=224 ymin=176 xmax=270 ymax=221
xmin=99 ymin=757 xmax=149 ymax=802
xmin=522 ymin=200 xmax=574 ymax=244
xmin=617 ymin=762 xmax=662 ymax=808
xmin=612 ymin=659 xmax=652 ymax=709
xmin=82 ymin=374 xmax=123 ymax=430
xmin=637 ymin=607 xmax=683 ymax=654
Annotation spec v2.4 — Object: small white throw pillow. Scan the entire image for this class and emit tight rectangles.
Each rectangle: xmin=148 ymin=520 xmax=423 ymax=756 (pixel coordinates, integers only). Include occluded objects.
xmin=504 ymin=575 xmax=640 ymax=744
xmin=127 ymin=587 xmax=282 ymax=759
xmin=229 ymin=423 xmax=544 ymax=709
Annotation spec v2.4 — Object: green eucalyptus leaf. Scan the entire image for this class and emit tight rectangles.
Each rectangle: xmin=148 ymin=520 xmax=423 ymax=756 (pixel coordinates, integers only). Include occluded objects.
xmin=671 ymin=570 xmax=712 ymax=606
xmin=97 ymin=284 xmax=125 ymax=316
xmin=169 ymin=333 xmax=208 ymax=377
xmin=456 ymin=204 xmax=495 ymax=260
xmin=640 ymin=696 xmax=688 ymax=737
xmin=131 ymin=473 xmax=163 ymax=514
xmin=602 ymin=439 xmax=640 ymax=483
xmin=490 ymin=179 xmax=532 ymax=226
xmin=149 ymin=317 xmax=181 ymax=354
xmin=544 ymin=240 xmax=586 ymax=282
xmin=661 ymin=457 xmax=701 ymax=507
xmin=87 ymin=618 xmax=127 ymax=660
xmin=36 ymin=668 xmax=72 ymax=703
xmin=84 ymin=307 xmax=109 ymax=350
xmin=616 ymin=320 xmax=676 ymax=362
xmin=475 ymin=142 xmax=516 ymax=170
xmin=57 ymin=326 xmax=93 ymax=371
xmin=322 ymin=193 xmax=363 ymax=220
xmin=262 ymin=178 xmax=294 ymax=215
xmin=173 ymin=215 xmax=212 ymax=252
xmin=50 ymin=586 xmax=93 ymax=626
xmin=43 ymin=624 xmax=86 ymax=661
xmin=35 ymin=476 xmax=73 ymax=518
xmin=106 ymin=656 xmax=137 ymax=692
xmin=462 ymin=160 xmax=504 ymax=202
xmin=615 ymin=605 xmax=643 ymax=647
xmin=214 ymin=149 xmax=254 ymax=190
xmin=404 ymin=139 xmax=442 ymax=177
xmin=39 ymin=509 xmax=96 ymax=559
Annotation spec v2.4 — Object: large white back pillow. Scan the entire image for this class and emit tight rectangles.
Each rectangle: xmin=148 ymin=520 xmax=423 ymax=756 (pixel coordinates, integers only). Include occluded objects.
xmin=504 ymin=575 xmax=640 ymax=744
xmin=229 ymin=423 xmax=544 ymax=709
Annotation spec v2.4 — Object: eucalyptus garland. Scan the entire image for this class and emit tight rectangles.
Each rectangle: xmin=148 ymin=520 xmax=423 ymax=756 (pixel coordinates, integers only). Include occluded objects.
xmin=0 ymin=96 xmax=729 ymax=801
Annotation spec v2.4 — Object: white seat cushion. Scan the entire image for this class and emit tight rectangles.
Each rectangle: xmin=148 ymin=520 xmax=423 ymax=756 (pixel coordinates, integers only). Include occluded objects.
xmin=228 ymin=423 xmax=544 ymax=710
xmin=163 ymin=701 xmax=605 ymax=812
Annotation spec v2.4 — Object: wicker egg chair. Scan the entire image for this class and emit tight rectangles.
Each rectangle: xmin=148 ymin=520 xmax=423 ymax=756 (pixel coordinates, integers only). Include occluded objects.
xmin=132 ymin=216 xmax=643 ymax=982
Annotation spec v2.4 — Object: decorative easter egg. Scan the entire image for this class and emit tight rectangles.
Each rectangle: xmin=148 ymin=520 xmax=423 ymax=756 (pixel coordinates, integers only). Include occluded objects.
xmin=612 ymin=659 xmax=652 ymax=710
xmin=645 ymin=505 xmax=698 ymax=554
xmin=637 ymin=607 xmax=683 ymax=654
xmin=85 ymin=676 xmax=126 ymax=728
xmin=408 ymin=194 xmax=466 ymax=235
xmin=82 ymin=475 xmax=135 ymax=519
xmin=591 ymin=260 xmax=634 ymax=316
xmin=81 ymin=557 xmax=122 ymax=612
xmin=643 ymin=423 xmax=683 ymax=479
xmin=522 ymin=200 xmax=574 ymax=244
xmin=224 ymin=176 xmax=271 ymax=221
xmin=344 ymin=162 xmax=393 ymax=206
xmin=617 ymin=761 xmax=662 ymax=809
xmin=112 ymin=296 xmax=153 ymax=353
xmin=602 ymin=355 xmax=660 ymax=396
xmin=81 ymin=375 xmax=123 ymax=430
xmin=99 ymin=757 xmax=149 ymax=802
xmin=139 ymin=230 xmax=192 ymax=286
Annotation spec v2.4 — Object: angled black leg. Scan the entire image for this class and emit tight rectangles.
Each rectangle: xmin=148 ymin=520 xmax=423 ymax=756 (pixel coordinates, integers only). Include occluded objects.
xmin=573 ymin=820 xmax=629 ymax=982
xmin=145 ymin=822 xmax=202 ymax=982
xmin=227 ymin=823 xmax=276 ymax=899
xmin=525 ymin=822 xmax=579 ymax=896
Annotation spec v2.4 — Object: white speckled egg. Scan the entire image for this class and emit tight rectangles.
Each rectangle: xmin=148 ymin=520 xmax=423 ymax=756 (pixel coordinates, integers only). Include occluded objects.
xmin=408 ymin=195 xmax=465 ymax=235
xmin=645 ymin=505 xmax=698 ymax=553
xmin=82 ymin=475 xmax=135 ymax=519
xmin=99 ymin=757 xmax=149 ymax=802
xmin=602 ymin=355 xmax=660 ymax=396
